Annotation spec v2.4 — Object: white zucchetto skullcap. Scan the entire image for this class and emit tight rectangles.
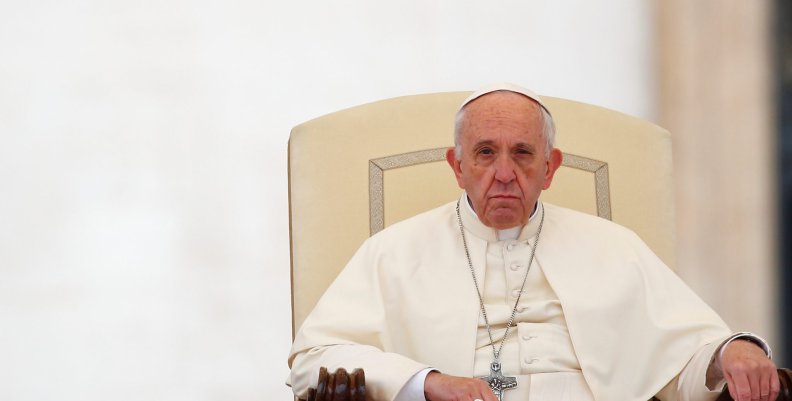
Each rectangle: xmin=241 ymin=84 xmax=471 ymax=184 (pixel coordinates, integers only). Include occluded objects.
xmin=459 ymin=82 xmax=551 ymax=116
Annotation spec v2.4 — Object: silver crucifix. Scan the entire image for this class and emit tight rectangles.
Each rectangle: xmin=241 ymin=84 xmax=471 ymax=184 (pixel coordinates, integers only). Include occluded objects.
xmin=478 ymin=361 xmax=517 ymax=401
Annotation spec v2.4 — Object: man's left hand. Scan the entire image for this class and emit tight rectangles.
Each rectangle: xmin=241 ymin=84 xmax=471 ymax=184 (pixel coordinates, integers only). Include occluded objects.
xmin=720 ymin=339 xmax=779 ymax=401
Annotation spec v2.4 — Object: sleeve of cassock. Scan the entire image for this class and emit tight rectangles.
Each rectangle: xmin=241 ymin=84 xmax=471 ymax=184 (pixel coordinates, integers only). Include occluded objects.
xmin=654 ymin=338 xmax=726 ymax=401
xmin=654 ymin=333 xmax=772 ymax=401
xmin=288 ymin=237 xmax=430 ymax=401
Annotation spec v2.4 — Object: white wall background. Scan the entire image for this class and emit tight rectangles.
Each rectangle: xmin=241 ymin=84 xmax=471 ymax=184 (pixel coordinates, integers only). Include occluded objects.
xmin=0 ymin=1 xmax=654 ymax=400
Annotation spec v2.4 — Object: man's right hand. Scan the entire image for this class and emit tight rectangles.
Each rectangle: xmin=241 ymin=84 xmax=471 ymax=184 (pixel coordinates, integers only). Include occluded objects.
xmin=423 ymin=371 xmax=498 ymax=401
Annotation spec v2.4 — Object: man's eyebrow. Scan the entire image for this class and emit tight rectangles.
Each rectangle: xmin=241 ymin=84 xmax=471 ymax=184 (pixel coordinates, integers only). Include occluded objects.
xmin=472 ymin=140 xmax=496 ymax=148
xmin=514 ymin=142 xmax=537 ymax=151
xmin=472 ymin=140 xmax=537 ymax=151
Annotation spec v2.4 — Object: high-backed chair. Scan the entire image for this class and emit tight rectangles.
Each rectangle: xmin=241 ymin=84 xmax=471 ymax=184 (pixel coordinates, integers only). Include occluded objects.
xmin=288 ymin=91 xmax=790 ymax=401
xmin=289 ymin=91 xmax=675 ymax=335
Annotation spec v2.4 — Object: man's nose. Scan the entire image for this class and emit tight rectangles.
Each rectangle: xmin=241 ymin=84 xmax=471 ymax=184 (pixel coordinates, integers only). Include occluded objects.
xmin=493 ymin=156 xmax=517 ymax=183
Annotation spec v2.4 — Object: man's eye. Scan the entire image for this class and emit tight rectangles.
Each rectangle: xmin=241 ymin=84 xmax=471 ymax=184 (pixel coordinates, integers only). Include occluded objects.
xmin=478 ymin=148 xmax=494 ymax=155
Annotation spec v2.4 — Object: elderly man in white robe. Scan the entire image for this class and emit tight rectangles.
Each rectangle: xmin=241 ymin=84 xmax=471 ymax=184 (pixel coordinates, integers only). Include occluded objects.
xmin=288 ymin=83 xmax=779 ymax=401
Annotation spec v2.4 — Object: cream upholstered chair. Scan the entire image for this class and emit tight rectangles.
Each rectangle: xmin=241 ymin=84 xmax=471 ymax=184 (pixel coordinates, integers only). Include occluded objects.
xmin=287 ymin=92 xmax=792 ymax=401
xmin=288 ymin=91 xmax=676 ymax=336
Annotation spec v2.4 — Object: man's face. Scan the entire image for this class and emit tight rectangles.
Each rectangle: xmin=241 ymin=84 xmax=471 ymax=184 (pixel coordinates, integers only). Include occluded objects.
xmin=446 ymin=91 xmax=563 ymax=229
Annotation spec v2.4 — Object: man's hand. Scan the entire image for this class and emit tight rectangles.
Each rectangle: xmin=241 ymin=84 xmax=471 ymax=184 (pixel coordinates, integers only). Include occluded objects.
xmin=424 ymin=371 xmax=498 ymax=401
xmin=721 ymin=339 xmax=780 ymax=401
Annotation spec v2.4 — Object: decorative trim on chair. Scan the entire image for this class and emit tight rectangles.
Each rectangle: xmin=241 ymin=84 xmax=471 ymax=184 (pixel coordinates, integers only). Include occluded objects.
xmin=369 ymin=148 xmax=448 ymax=235
xmin=368 ymin=148 xmax=611 ymax=235
xmin=561 ymin=153 xmax=612 ymax=220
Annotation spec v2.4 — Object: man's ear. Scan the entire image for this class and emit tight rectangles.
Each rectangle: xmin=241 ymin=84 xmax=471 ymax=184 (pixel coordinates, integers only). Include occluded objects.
xmin=446 ymin=147 xmax=465 ymax=189
xmin=542 ymin=148 xmax=563 ymax=190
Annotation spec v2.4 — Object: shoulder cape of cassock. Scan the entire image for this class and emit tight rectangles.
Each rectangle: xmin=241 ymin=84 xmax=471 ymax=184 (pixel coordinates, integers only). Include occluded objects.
xmin=289 ymin=201 xmax=731 ymax=401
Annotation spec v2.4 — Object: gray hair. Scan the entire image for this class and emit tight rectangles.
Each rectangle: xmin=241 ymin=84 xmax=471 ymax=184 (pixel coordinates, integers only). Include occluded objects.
xmin=453 ymin=98 xmax=556 ymax=158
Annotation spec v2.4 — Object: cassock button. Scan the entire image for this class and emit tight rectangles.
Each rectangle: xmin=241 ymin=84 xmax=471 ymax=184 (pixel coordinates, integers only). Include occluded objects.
xmin=521 ymin=335 xmax=530 ymax=341
xmin=506 ymin=243 xmax=515 ymax=251
xmin=516 ymin=306 xmax=526 ymax=313
xmin=524 ymin=357 xmax=538 ymax=364
xmin=510 ymin=263 xmax=522 ymax=271
xmin=511 ymin=289 xmax=521 ymax=298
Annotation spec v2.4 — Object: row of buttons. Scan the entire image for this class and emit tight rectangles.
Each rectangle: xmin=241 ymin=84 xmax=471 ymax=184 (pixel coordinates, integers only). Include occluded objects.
xmin=506 ymin=242 xmax=532 ymax=319
xmin=506 ymin=243 xmax=529 ymax=307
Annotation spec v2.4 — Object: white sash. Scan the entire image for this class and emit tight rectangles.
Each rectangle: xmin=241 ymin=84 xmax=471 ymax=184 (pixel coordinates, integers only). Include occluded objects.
xmin=504 ymin=372 xmax=594 ymax=401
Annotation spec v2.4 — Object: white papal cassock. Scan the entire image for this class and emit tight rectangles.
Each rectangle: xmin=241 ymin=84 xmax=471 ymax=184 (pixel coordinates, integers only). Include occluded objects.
xmin=288 ymin=196 xmax=732 ymax=401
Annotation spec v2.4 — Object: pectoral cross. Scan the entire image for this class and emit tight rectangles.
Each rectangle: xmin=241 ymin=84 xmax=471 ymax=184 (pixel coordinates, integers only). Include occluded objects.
xmin=478 ymin=361 xmax=517 ymax=401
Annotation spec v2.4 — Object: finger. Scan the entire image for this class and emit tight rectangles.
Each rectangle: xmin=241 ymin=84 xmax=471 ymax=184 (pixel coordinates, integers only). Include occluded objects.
xmin=480 ymin=383 xmax=498 ymax=401
xmin=748 ymin=367 xmax=762 ymax=401
xmin=729 ymin=371 xmax=753 ymax=401
xmin=726 ymin=373 xmax=739 ymax=401
xmin=769 ymin=369 xmax=780 ymax=401
xmin=759 ymin=367 xmax=771 ymax=401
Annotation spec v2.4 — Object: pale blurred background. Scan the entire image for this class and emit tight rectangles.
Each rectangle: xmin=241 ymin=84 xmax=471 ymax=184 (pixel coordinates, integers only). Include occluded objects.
xmin=0 ymin=1 xmax=786 ymax=400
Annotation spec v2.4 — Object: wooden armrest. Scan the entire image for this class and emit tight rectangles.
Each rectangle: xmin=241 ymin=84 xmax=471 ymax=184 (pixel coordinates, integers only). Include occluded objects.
xmin=717 ymin=368 xmax=792 ymax=401
xmin=300 ymin=367 xmax=365 ymax=401
xmin=303 ymin=367 xmax=792 ymax=401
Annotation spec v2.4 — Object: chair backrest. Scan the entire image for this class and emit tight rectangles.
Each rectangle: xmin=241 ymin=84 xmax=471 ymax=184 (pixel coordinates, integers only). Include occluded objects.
xmin=288 ymin=91 xmax=674 ymax=334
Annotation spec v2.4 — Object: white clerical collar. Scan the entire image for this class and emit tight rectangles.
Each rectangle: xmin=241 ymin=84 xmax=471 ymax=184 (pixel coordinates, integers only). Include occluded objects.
xmin=461 ymin=193 xmax=542 ymax=242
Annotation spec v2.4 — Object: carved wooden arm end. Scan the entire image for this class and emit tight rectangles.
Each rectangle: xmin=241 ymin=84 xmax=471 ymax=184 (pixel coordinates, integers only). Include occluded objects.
xmin=300 ymin=367 xmax=365 ymax=401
